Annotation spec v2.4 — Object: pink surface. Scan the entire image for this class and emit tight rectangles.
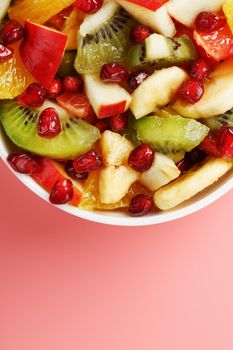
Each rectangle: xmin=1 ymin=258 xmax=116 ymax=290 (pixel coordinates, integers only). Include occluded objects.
xmin=1 ymin=158 xmax=233 ymax=350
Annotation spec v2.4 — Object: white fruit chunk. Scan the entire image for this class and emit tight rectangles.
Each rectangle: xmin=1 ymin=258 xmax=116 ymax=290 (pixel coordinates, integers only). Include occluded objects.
xmin=117 ymin=0 xmax=176 ymax=37
xmin=130 ymin=66 xmax=188 ymax=119
xmin=84 ymin=74 xmax=131 ymax=118
xmin=167 ymin=0 xmax=226 ymax=27
xmin=173 ymin=59 xmax=233 ymax=119
xmin=141 ymin=153 xmax=181 ymax=191
xmin=101 ymin=130 xmax=133 ymax=166
xmin=99 ymin=165 xmax=139 ymax=204
xmin=0 ymin=0 xmax=10 ymax=21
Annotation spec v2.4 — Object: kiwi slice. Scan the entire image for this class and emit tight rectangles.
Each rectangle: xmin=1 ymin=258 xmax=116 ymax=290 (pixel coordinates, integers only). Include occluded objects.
xmin=135 ymin=112 xmax=209 ymax=154
xmin=203 ymin=109 xmax=233 ymax=131
xmin=58 ymin=50 xmax=76 ymax=77
xmin=74 ymin=5 xmax=134 ymax=74
xmin=0 ymin=100 xmax=101 ymax=159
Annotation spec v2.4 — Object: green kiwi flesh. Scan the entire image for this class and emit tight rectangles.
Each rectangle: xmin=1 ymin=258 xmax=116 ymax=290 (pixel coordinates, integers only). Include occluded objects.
xmin=0 ymin=100 xmax=101 ymax=159
xmin=203 ymin=109 xmax=233 ymax=131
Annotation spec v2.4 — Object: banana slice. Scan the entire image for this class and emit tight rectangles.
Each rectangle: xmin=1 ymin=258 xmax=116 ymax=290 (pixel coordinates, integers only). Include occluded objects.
xmin=154 ymin=157 xmax=233 ymax=210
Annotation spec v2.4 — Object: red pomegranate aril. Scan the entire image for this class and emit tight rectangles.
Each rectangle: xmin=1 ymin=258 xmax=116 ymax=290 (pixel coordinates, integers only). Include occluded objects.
xmin=38 ymin=107 xmax=61 ymax=138
xmin=195 ymin=12 xmax=226 ymax=33
xmin=127 ymin=70 xmax=150 ymax=90
xmin=73 ymin=0 xmax=103 ymax=14
xmin=7 ymin=153 xmax=42 ymax=174
xmin=130 ymin=24 xmax=153 ymax=44
xmin=0 ymin=44 xmax=14 ymax=62
xmin=177 ymin=78 xmax=204 ymax=104
xmin=49 ymin=178 xmax=74 ymax=205
xmin=73 ymin=150 xmax=103 ymax=173
xmin=100 ymin=62 xmax=129 ymax=83
xmin=62 ymin=75 xmax=83 ymax=93
xmin=189 ymin=58 xmax=212 ymax=81
xmin=46 ymin=76 xmax=63 ymax=99
xmin=176 ymin=158 xmax=189 ymax=173
xmin=17 ymin=83 xmax=46 ymax=108
xmin=65 ymin=160 xmax=88 ymax=180
xmin=128 ymin=144 xmax=155 ymax=172
xmin=110 ymin=113 xmax=128 ymax=133
xmin=199 ymin=132 xmax=220 ymax=157
xmin=95 ymin=119 xmax=110 ymax=133
xmin=129 ymin=194 xmax=153 ymax=217
xmin=1 ymin=20 xmax=24 ymax=45
xmin=216 ymin=125 xmax=233 ymax=158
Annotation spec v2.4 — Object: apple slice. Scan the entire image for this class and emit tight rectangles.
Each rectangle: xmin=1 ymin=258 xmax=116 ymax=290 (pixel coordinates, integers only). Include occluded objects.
xmin=83 ymin=74 xmax=131 ymax=118
xmin=20 ymin=21 xmax=67 ymax=89
xmin=0 ymin=0 xmax=11 ymax=21
xmin=117 ymin=0 xmax=176 ymax=37
xmin=57 ymin=92 xmax=94 ymax=119
xmin=167 ymin=0 xmax=226 ymax=27
xmin=130 ymin=66 xmax=188 ymax=119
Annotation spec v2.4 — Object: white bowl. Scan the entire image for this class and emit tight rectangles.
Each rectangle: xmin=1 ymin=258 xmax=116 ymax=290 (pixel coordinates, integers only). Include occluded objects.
xmin=1 ymin=124 xmax=233 ymax=226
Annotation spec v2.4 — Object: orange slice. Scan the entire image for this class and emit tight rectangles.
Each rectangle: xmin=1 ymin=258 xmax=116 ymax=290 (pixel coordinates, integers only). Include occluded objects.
xmin=62 ymin=10 xmax=85 ymax=50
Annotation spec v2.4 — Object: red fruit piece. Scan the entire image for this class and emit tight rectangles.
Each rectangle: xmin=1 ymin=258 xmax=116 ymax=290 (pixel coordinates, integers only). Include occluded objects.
xmin=128 ymin=144 xmax=155 ymax=172
xmin=199 ymin=132 xmax=220 ymax=157
xmin=129 ymin=194 xmax=153 ymax=217
xmin=17 ymin=83 xmax=46 ymax=108
xmin=176 ymin=158 xmax=189 ymax=173
xmin=1 ymin=20 xmax=24 ymax=45
xmin=38 ymin=107 xmax=61 ymax=138
xmin=46 ymin=76 xmax=63 ymax=99
xmin=47 ymin=6 xmax=73 ymax=30
xmin=216 ymin=125 xmax=233 ymax=158
xmin=177 ymin=78 xmax=204 ymax=104
xmin=0 ymin=44 xmax=14 ymax=62
xmin=49 ymin=178 xmax=74 ymax=205
xmin=73 ymin=150 xmax=103 ymax=173
xmin=126 ymin=0 xmax=167 ymax=12
xmin=110 ymin=113 xmax=128 ymax=133
xmin=194 ymin=12 xmax=226 ymax=33
xmin=62 ymin=75 xmax=83 ymax=93
xmin=95 ymin=119 xmax=110 ymax=133
xmin=65 ymin=160 xmax=88 ymax=180
xmin=57 ymin=92 xmax=94 ymax=119
xmin=127 ymin=70 xmax=150 ymax=90
xmin=189 ymin=58 xmax=212 ymax=81
xmin=100 ymin=62 xmax=129 ymax=83
xmin=7 ymin=153 xmax=42 ymax=174
xmin=130 ymin=24 xmax=152 ymax=44
xmin=73 ymin=0 xmax=103 ymax=14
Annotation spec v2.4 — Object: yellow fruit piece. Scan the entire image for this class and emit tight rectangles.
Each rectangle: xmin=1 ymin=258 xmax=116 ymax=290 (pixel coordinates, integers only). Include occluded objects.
xmin=62 ymin=10 xmax=85 ymax=50
xmin=8 ymin=0 xmax=75 ymax=25
xmin=0 ymin=43 xmax=34 ymax=99
xmin=223 ymin=0 xmax=233 ymax=33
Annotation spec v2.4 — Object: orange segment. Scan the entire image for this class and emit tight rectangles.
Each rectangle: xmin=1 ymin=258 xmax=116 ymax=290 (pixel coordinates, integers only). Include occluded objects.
xmin=62 ymin=10 xmax=85 ymax=50
xmin=0 ymin=42 xmax=34 ymax=99
xmin=8 ymin=0 xmax=76 ymax=25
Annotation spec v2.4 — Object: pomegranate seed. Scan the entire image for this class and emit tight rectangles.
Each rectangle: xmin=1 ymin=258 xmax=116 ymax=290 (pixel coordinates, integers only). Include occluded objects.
xmin=130 ymin=25 xmax=152 ymax=44
xmin=62 ymin=75 xmax=83 ymax=93
xmin=199 ymin=132 xmax=220 ymax=157
xmin=195 ymin=12 xmax=226 ymax=33
xmin=1 ymin=20 xmax=24 ymax=45
xmin=73 ymin=0 xmax=103 ymax=14
xmin=189 ymin=58 xmax=212 ymax=81
xmin=110 ymin=113 xmax=128 ymax=133
xmin=46 ymin=76 xmax=63 ymax=99
xmin=177 ymin=78 xmax=204 ymax=104
xmin=73 ymin=150 xmax=103 ymax=173
xmin=100 ymin=62 xmax=129 ymax=83
xmin=0 ymin=44 xmax=14 ymax=62
xmin=95 ymin=119 xmax=110 ymax=133
xmin=216 ymin=125 xmax=233 ymax=158
xmin=65 ymin=160 xmax=88 ymax=180
xmin=17 ymin=83 xmax=46 ymax=108
xmin=38 ymin=107 xmax=61 ymax=138
xmin=127 ymin=70 xmax=150 ymax=90
xmin=49 ymin=178 xmax=74 ymax=205
xmin=176 ymin=158 xmax=189 ymax=173
xmin=7 ymin=153 xmax=42 ymax=174
xmin=129 ymin=194 xmax=153 ymax=217
xmin=128 ymin=144 xmax=155 ymax=172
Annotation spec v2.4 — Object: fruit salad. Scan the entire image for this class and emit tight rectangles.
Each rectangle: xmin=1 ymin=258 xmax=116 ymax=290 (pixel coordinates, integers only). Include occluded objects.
xmin=1 ymin=0 xmax=233 ymax=218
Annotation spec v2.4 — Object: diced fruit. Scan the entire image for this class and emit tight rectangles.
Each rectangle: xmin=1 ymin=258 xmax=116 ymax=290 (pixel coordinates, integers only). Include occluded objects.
xmin=38 ymin=107 xmax=62 ymax=138
xmin=100 ymin=130 xmax=133 ymax=166
xmin=99 ymin=63 xmax=129 ymax=83
xmin=130 ymin=66 xmax=187 ymax=119
xmin=176 ymin=78 xmax=204 ymax=104
xmin=73 ymin=0 xmax=103 ymax=14
xmin=49 ymin=178 xmax=73 ymax=205
xmin=140 ymin=153 xmax=181 ymax=191
xmin=223 ymin=0 xmax=233 ymax=34
xmin=203 ymin=109 xmax=233 ymax=131
xmin=117 ymin=0 xmax=176 ymax=37
xmin=7 ymin=152 xmax=42 ymax=174
xmin=58 ymin=51 xmax=76 ymax=77
xmin=0 ymin=0 xmax=11 ymax=22
xmin=194 ymin=12 xmax=226 ymax=33
xmin=73 ymin=150 xmax=103 ymax=173
xmin=99 ymin=165 xmax=139 ymax=204
xmin=173 ymin=59 xmax=233 ymax=119
xmin=84 ymin=74 xmax=131 ymax=118
xmin=65 ymin=161 xmax=88 ymax=180
xmin=109 ymin=113 xmax=128 ymax=133
xmin=0 ymin=100 xmax=101 ymax=159
xmin=20 ymin=21 xmax=67 ymax=89
xmin=128 ymin=194 xmax=153 ymax=217
xmin=62 ymin=75 xmax=83 ymax=93
xmin=0 ymin=45 xmax=14 ymax=62
xmin=188 ymin=58 xmax=212 ymax=81
xmin=46 ymin=6 xmax=73 ymax=30
xmin=128 ymin=144 xmax=155 ymax=172
xmin=167 ymin=0 xmax=226 ymax=27
xmin=199 ymin=133 xmax=220 ymax=157
xmin=127 ymin=70 xmax=150 ymax=90
xmin=8 ymin=0 xmax=75 ymax=25
xmin=130 ymin=24 xmax=152 ymax=43
xmin=216 ymin=125 xmax=233 ymax=158
xmin=135 ymin=112 xmax=209 ymax=153
xmin=46 ymin=77 xmax=63 ymax=99
xmin=61 ymin=9 xmax=85 ymax=50
xmin=17 ymin=83 xmax=46 ymax=108
xmin=123 ymin=0 xmax=168 ymax=12
xmin=1 ymin=20 xmax=24 ymax=45
xmin=57 ymin=92 xmax=94 ymax=119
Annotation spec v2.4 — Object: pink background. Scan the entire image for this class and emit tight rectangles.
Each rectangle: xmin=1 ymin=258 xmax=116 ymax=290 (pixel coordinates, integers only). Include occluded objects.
xmin=1 ymin=158 xmax=233 ymax=350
